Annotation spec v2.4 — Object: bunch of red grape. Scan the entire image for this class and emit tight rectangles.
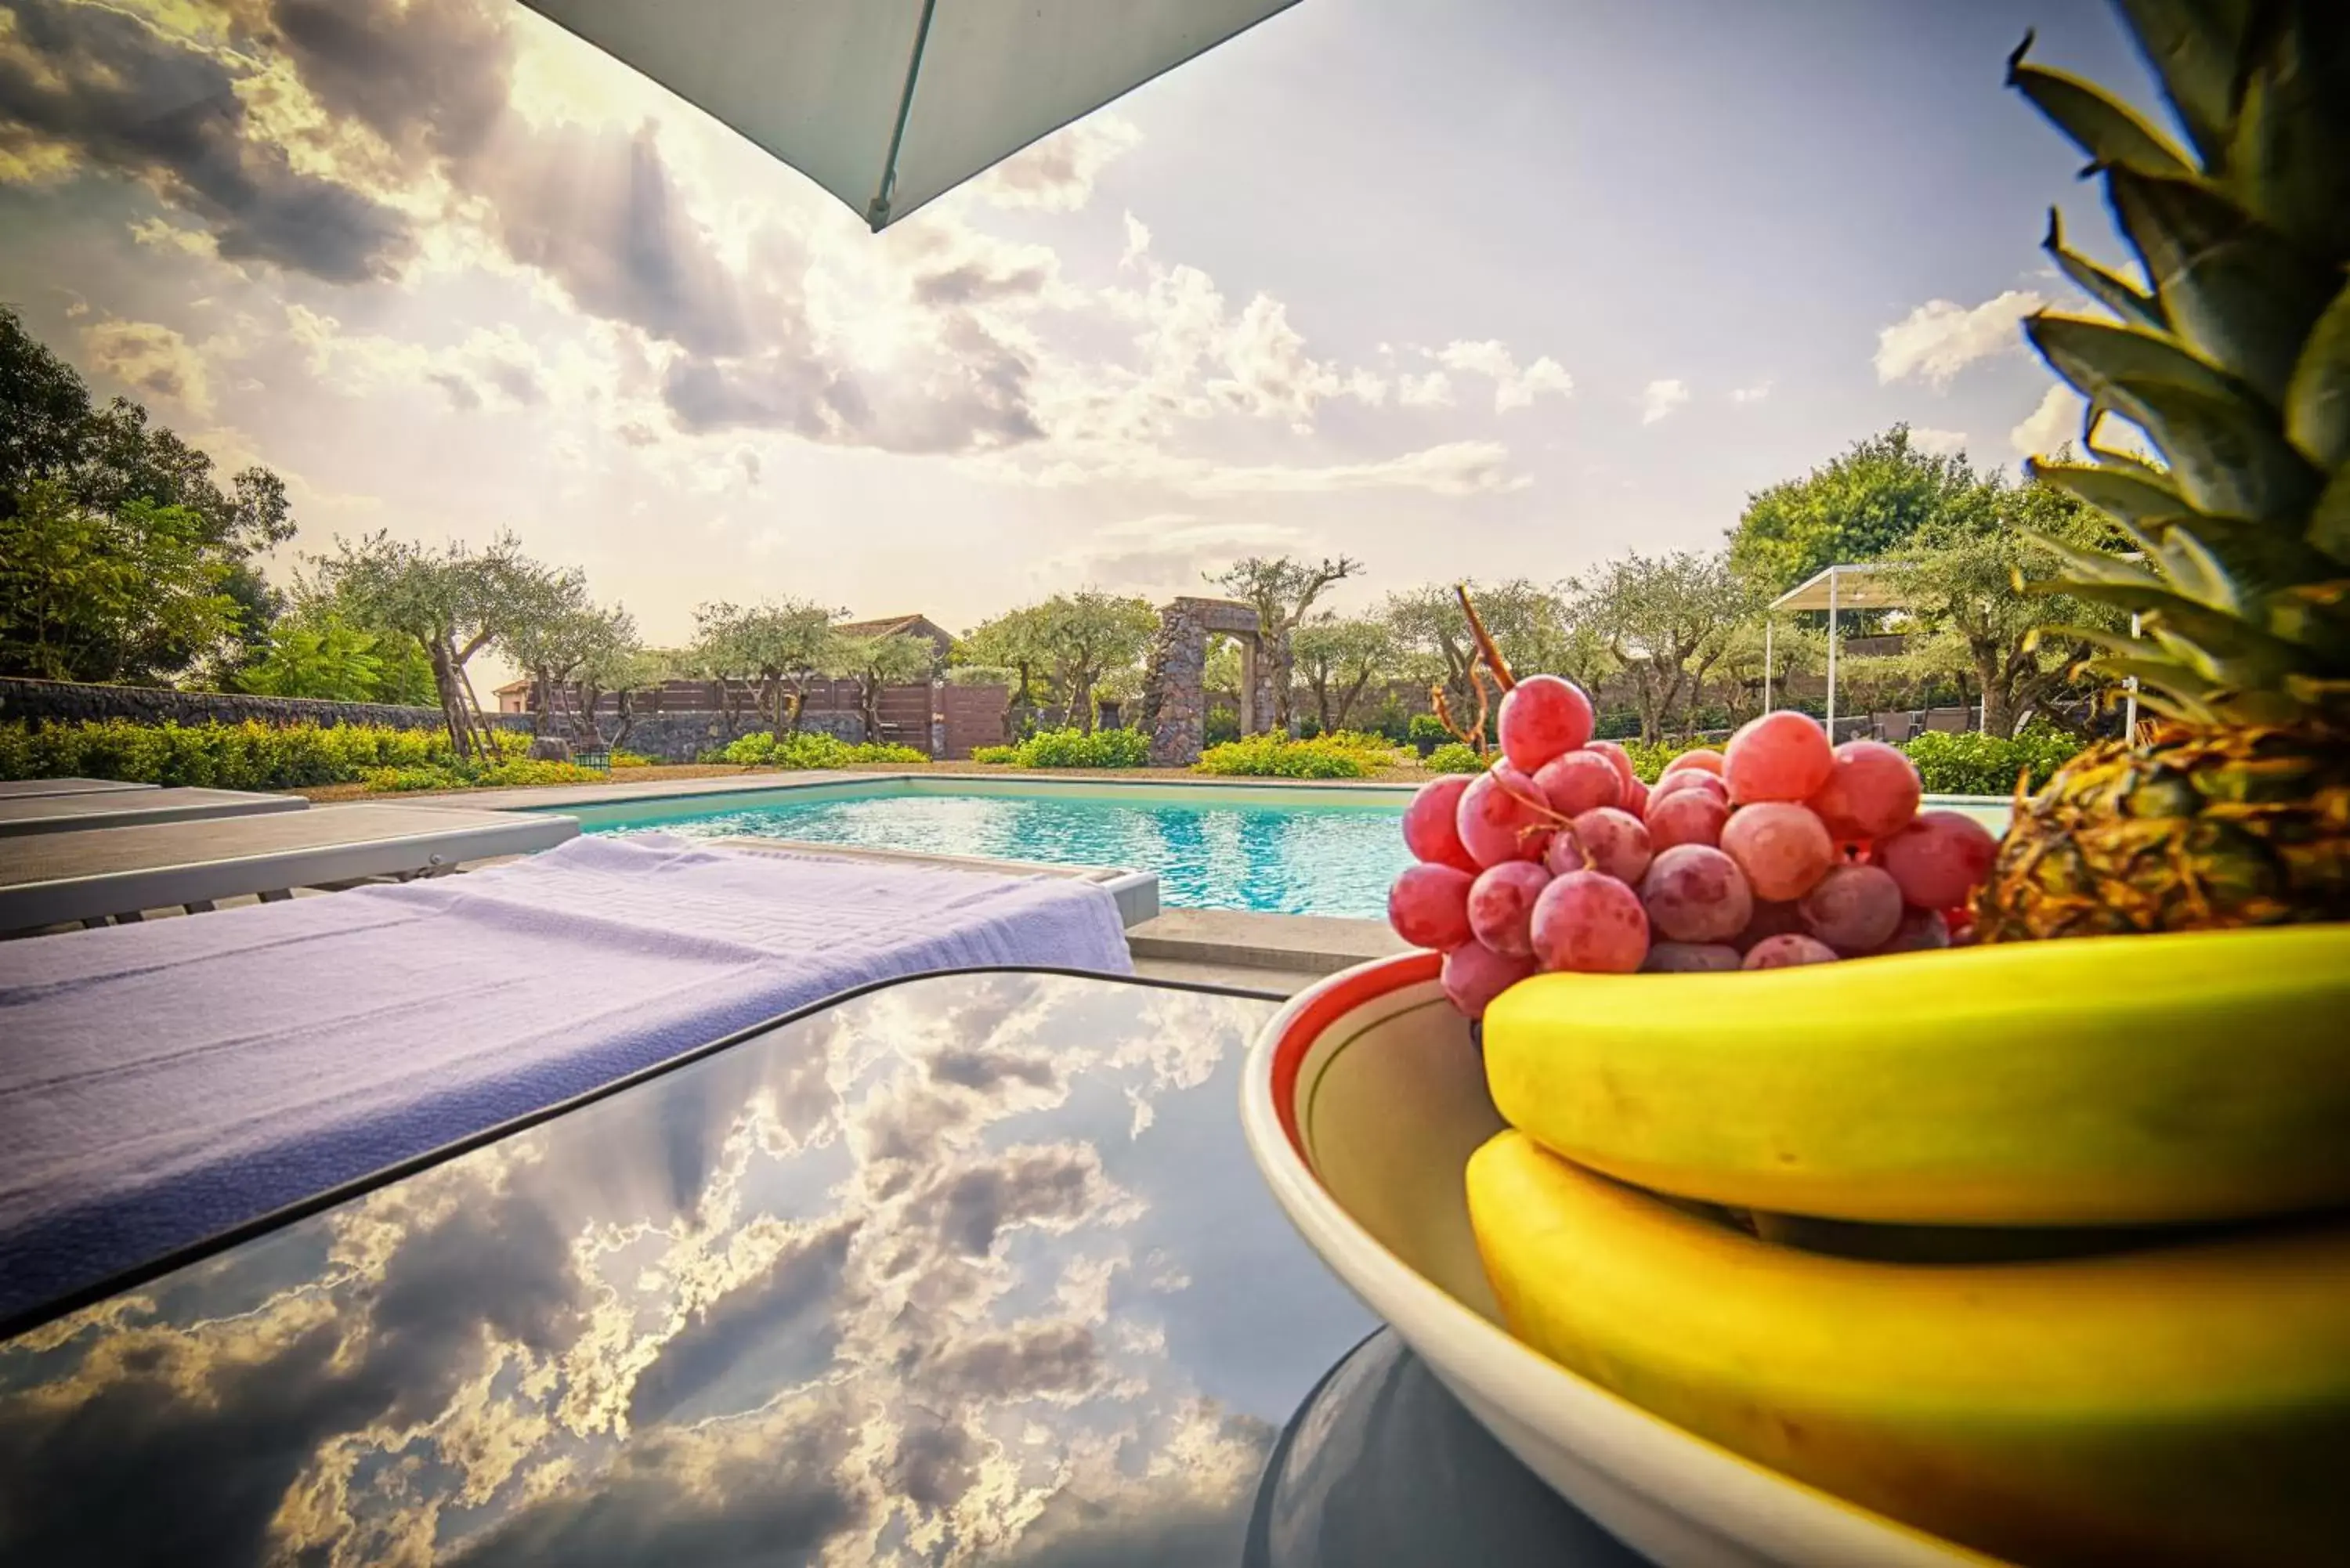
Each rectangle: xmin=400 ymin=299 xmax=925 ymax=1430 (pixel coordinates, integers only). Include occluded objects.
xmin=1386 ymin=676 xmax=2000 ymax=1021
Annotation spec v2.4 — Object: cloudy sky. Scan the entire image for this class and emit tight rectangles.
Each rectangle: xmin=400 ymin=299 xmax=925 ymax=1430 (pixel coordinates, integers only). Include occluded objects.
xmin=0 ymin=0 xmax=2159 ymax=674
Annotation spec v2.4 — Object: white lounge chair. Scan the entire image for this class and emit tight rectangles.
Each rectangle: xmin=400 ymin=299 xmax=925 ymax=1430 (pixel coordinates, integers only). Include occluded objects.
xmin=0 ymin=786 xmax=303 ymax=837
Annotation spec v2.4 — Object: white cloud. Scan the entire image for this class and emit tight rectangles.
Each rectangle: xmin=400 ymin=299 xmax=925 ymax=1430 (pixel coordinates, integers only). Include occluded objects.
xmin=1639 ymin=378 xmax=1690 ymax=425
xmin=971 ymin=114 xmax=1142 ymax=214
xmin=81 ymin=318 xmax=219 ymax=415
xmin=1032 ymin=514 xmax=1310 ymax=594
xmin=1908 ymin=427 xmax=1970 ymax=457
xmin=1397 ymin=370 xmax=1454 ymax=407
xmin=1875 ymin=289 xmax=2047 ymax=385
xmin=1730 ymin=380 xmax=1772 ymax=404
xmin=2010 ymin=385 xmax=2081 ymax=459
xmin=1433 ymin=340 xmax=1573 ymax=412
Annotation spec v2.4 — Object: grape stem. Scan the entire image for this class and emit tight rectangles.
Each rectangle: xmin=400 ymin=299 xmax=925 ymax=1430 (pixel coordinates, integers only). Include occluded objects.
xmin=1456 ymin=583 xmax=1516 ymax=692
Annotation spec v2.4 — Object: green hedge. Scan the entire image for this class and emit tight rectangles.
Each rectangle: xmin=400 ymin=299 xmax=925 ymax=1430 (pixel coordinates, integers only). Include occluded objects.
xmin=971 ymin=727 xmax=1152 ymax=768
xmin=712 ymin=731 xmax=928 ymax=768
xmin=0 ymin=718 xmax=526 ymax=790
xmin=361 ymin=758 xmax=606 ymax=793
xmin=1426 ymin=742 xmax=1487 ymax=775
xmin=1900 ymin=724 xmax=2084 ymax=795
xmin=1195 ymin=732 xmax=1405 ymax=779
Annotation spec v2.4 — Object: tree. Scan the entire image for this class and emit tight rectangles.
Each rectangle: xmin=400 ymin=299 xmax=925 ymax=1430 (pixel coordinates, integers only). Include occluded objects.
xmin=1571 ymin=551 xmax=1750 ymax=742
xmin=692 ymin=599 xmax=842 ymax=738
xmin=957 ymin=605 xmax=1054 ymax=730
xmin=1209 ymin=555 xmax=1363 ymax=732
xmin=1292 ymin=614 xmax=1400 ymax=732
xmin=973 ymin=592 xmax=1155 ymax=734
xmin=503 ymin=597 xmax=639 ymax=744
xmin=2 ymin=305 xmax=295 ymax=683
xmin=0 ymin=479 xmax=239 ymax=682
xmin=1729 ymin=425 xmax=1981 ymax=596
xmin=833 ymin=630 xmax=935 ymax=744
xmin=1382 ymin=579 xmax=1596 ymax=721
xmin=237 ymin=605 xmax=435 ymax=704
xmin=1712 ymin=617 xmax=1827 ymax=726
xmin=1885 ymin=473 xmax=2129 ymax=737
xmin=311 ymin=530 xmax=566 ymax=760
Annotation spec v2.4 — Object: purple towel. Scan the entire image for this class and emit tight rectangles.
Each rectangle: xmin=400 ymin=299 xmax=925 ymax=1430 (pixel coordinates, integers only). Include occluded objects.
xmin=0 ymin=833 xmax=1130 ymax=1324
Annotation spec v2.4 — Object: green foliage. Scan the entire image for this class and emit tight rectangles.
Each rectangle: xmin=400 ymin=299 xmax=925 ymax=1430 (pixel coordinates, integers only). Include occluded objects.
xmin=1569 ymin=551 xmax=1750 ymax=742
xmin=1292 ymin=612 xmax=1401 ymax=732
xmin=0 ymin=719 xmax=530 ymax=789
xmin=1729 ymin=425 xmax=1983 ymax=594
xmin=2 ymin=305 xmax=295 ymax=684
xmin=962 ymin=593 xmax=1155 ymax=734
xmin=1425 ymin=742 xmax=1487 ymax=774
xmin=713 ymin=731 xmax=926 ymax=768
xmin=609 ymin=750 xmax=656 ymax=768
xmin=0 ymin=480 xmax=240 ymax=683
xmin=1618 ymin=736 xmax=1728 ymax=782
xmin=361 ymin=757 xmax=604 ymax=793
xmin=1195 ymin=732 xmax=1402 ymax=779
xmin=691 ymin=598 xmax=843 ymax=735
xmin=970 ymin=726 xmax=1151 ymax=768
xmin=1405 ymin=714 xmax=1452 ymax=755
xmin=1899 ymin=725 xmax=2085 ymax=796
xmin=237 ymin=609 xmax=436 ymax=704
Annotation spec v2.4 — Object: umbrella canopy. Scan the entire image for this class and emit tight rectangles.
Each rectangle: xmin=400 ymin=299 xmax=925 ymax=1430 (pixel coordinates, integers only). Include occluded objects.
xmin=515 ymin=0 xmax=1300 ymax=230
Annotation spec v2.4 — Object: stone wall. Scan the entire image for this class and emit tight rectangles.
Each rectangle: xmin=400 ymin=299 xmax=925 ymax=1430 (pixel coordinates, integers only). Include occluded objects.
xmin=605 ymin=710 xmax=862 ymax=762
xmin=0 ymin=677 xmax=533 ymax=735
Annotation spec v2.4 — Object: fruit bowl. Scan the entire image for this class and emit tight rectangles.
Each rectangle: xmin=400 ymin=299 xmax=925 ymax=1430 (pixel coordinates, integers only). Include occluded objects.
xmin=1238 ymin=951 xmax=1994 ymax=1568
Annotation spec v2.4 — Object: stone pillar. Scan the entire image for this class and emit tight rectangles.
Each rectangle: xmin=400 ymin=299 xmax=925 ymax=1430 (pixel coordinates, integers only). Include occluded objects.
xmin=1235 ymin=641 xmax=1256 ymax=736
xmin=1144 ymin=602 xmax=1209 ymax=766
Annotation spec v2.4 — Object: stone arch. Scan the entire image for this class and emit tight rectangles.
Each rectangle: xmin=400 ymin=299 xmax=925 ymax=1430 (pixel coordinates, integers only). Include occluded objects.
xmin=1141 ymin=597 xmax=1268 ymax=766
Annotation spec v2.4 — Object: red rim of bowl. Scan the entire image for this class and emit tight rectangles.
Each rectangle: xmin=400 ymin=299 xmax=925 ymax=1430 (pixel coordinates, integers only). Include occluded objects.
xmin=1267 ymin=948 xmax=1443 ymax=1160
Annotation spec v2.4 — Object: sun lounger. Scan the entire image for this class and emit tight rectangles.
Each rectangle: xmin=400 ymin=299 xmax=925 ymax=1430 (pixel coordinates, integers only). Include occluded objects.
xmin=0 ymin=831 xmax=1130 ymax=1321
xmin=0 ymin=803 xmax=580 ymax=934
xmin=0 ymin=786 xmax=303 ymax=837
xmin=0 ymin=778 xmax=159 ymax=800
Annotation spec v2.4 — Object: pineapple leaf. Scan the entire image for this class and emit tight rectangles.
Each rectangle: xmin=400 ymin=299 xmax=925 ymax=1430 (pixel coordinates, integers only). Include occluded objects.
xmin=2044 ymin=208 xmax=2165 ymax=332
xmin=2222 ymin=0 xmax=2350 ymax=262
xmin=2110 ymin=0 xmax=2253 ymax=168
xmin=2024 ymin=528 xmax=2165 ymax=591
xmin=2025 ymin=457 xmax=2183 ymax=526
xmin=2038 ymin=578 xmax=2314 ymax=681
xmin=2312 ymin=463 xmax=2350 ymax=564
xmin=2008 ymin=38 xmax=2195 ymax=178
xmin=2087 ymin=443 xmax=2175 ymax=484
xmin=2029 ymin=314 xmax=2323 ymax=520
xmin=2151 ymin=525 xmax=2243 ymax=613
xmin=2106 ymin=168 xmax=2341 ymax=407
xmin=2284 ymin=280 xmax=2350 ymax=471
xmin=2129 ymin=511 xmax=2350 ymax=597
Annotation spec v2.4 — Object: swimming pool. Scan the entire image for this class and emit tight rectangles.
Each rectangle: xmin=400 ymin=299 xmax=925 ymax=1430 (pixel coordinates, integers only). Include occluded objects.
xmin=560 ymin=779 xmax=1415 ymax=917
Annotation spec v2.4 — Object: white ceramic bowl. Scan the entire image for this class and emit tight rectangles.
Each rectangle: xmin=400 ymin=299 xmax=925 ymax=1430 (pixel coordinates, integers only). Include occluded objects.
xmin=1239 ymin=952 xmax=1998 ymax=1568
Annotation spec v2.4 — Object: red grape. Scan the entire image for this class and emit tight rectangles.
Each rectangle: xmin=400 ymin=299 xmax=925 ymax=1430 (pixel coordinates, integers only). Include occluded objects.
xmin=1565 ymin=807 xmax=1652 ymax=884
xmin=1876 ymin=811 xmax=1999 ymax=910
xmin=1388 ymin=863 xmax=1475 ymax=952
xmin=1639 ymin=844 xmax=1754 ymax=945
xmin=1661 ymin=749 xmax=1726 ymax=779
xmin=1643 ymin=941 xmax=1741 ymax=973
xmin=1650 ymin=769 xmax=1729 ymax=806
xmin=1724 ymin=711 xmax=1835 ymax=804
xmin=1499 ymin=675 xmax=1596 ymax=772
xmin=1623 ymin=777 xmax=1651 ymax=818
xmin=1743 ymin=934 xmax=1841 ymax=969
xmin=1467 ymin=861 xmax=1553 ymax=958
xmin=1586 ymin=740 xmax=1639 ymax=798
xmin=1644 ymin=786 xmax=1730 ymax=851
xmin=1798 ymin=864 xmax=1904 ymax=954
xmin=1807 ymin=740 xmax=1923 ymax=841
xmin=1733 ymin=898 xmax=1808 ymax=952
xmin=1403 ymin=775 xmax=1480 ymax=873
xmin=1455 ymin=764 xmax=1556 ymax=868
xmin=1719 ymin=800 xmax=1836 ymax=901
xmin=1443 ymin=941 xmax=1538 ymax=1019
xmin=1533 ymin=750 xmax=1622 ymax=817
xmin=1869 ymin=905 xmax=1951 ymax=956
xmin=1530 ymin=869 xmax=1650 ymax=974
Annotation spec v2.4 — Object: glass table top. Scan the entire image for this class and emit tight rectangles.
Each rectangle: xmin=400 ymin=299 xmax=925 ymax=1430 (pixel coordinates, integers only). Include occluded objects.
xmin=0 ymin=971 xmax=1388 ymax=1565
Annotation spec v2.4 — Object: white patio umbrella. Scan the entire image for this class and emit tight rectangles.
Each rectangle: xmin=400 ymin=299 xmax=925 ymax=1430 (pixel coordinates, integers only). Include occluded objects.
xmin=1763 ymin=563 xmax=1972 ymax=739
xmin=515 ymin=0 xmax=1301 ymax=230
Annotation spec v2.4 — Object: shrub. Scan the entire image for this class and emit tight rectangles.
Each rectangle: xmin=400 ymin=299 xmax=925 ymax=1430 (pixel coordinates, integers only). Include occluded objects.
xmin=609 ymin=749 xmax=656 ymax=768
xmin=971 ymin=727 xmax=1151 ymax=769
xmin=0 ymin=718 xmax=530 ymax=791
xmin=715 ymin=731 xmax=926 ymax=768
xmin=360 ymin=757 xmax=605 ymax=793
xmin=1900 ymin=724 xmax=2084 ymax=796
xmin=1405 ymin=714 xmax=1452 ymax=756
xmin=1425 ymin=742 xmax=1487 ymax=774
xmin=1195 ymin=732 xmax=1402 ymax=779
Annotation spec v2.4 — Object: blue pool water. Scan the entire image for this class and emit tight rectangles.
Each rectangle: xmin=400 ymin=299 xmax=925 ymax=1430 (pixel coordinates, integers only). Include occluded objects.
xmin=582 ymin=791 xmax=1414 ymax=916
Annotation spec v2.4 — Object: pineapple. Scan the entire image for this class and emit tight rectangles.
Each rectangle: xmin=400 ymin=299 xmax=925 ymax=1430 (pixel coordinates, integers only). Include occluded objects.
xmin=1975 ymin=0 xmax=2350 ymax=941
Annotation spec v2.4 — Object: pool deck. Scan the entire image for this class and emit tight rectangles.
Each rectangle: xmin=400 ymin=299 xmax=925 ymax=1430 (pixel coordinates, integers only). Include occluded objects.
xmin=417 ymin=768 xmax=1421 ymax=815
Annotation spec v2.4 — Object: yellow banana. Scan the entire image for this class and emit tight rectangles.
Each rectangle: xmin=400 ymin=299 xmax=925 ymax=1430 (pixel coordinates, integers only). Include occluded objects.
xmin=1482 ymin=924 xmax=2350 ymax=1226
xmin=1466 ymin=1130 xmax=2350 ymax=1568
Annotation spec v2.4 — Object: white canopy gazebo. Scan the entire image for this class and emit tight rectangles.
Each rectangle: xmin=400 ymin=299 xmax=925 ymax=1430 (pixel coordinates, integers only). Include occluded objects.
xmin=1763 ymin=564 xmax=1928 ymax=738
